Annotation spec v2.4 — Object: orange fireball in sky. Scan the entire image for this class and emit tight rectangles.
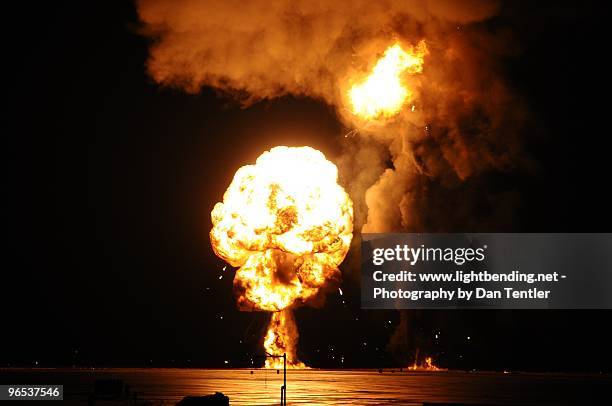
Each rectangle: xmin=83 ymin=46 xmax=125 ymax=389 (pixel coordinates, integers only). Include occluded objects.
xmin=348 ymin=41 xmax=427 ymax=121
xmin=210 ymin=146 xmax=353 ymax=367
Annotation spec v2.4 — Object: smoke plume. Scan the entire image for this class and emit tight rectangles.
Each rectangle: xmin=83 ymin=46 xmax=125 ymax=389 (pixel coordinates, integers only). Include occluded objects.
xmin=137 ymin=0 xmax=523 ymax=234
xmin=138 ymin=0 xmax=527 ymax=365
xmin=138 ymin=0 xmax=500 ymax=104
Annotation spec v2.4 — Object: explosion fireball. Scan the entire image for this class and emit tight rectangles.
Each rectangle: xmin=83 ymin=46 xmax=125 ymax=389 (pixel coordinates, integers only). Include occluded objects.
xmin=210 ymin=146 xmax=353 ymax=367
xmin=348 ymin=41 xmax=427 ymax=121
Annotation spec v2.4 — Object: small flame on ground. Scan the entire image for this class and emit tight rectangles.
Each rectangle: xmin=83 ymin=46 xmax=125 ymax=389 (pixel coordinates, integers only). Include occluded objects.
xmin=348 ymin=41 xmax=427 ymax=121
xmin=408 ymin=356 xmax=445 ymax=371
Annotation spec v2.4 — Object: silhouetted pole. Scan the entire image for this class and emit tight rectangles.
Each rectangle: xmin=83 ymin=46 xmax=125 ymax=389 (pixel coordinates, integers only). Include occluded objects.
xmin=283 ymin=352 xmax=286 ymax=406
xmin=263 ymin=352 xmax=287 ymax=406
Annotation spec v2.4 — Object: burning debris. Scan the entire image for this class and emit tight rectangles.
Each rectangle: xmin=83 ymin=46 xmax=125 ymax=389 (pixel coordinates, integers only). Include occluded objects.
xmin=210 ymin=146 xmax=353 ymax=367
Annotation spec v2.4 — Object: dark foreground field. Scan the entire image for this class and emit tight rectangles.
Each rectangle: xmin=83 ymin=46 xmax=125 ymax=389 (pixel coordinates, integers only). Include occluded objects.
xmin=1 ymin=368 xmax=609 ymax=405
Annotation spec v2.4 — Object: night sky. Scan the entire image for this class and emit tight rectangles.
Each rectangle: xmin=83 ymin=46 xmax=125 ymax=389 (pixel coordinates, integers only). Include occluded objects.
xmin=4 ymin=1 xmax=612 ymax=371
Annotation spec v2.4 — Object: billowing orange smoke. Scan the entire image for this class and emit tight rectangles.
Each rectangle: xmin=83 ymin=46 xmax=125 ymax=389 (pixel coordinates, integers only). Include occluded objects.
xmin=348 ymin=41 xmax=427 ymax=122
xmin=210 ymin=146 xmax=353 ymax=367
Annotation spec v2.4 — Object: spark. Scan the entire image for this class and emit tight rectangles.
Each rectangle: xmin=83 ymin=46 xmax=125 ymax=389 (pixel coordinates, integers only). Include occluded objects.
xmin=343 ymin=129 xmax=358 ymax=138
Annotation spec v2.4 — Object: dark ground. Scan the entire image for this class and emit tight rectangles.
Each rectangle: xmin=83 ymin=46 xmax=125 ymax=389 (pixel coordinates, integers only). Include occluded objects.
xmin=1 ymin=368 xmax=610 ymax=405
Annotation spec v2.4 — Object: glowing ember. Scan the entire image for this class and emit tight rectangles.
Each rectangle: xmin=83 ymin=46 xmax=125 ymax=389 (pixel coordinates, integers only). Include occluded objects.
xmin=348 ymin=41 xmax=426 ymax=121
xmin=210 ymin=146 xmax=353 ymax=367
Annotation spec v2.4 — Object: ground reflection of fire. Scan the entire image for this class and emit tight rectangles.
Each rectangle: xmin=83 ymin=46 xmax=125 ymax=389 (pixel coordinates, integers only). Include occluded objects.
xmin=210 ymin=146 xmax=353 ymax=368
